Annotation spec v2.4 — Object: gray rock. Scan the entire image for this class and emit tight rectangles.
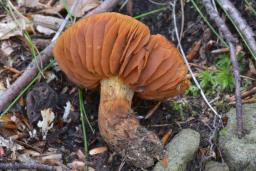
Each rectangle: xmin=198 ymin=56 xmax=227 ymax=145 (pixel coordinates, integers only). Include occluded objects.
xmin=153 ymin=129 xmax=200 ymax=171
xmin=205 ymin=161 xmax=229 ymax=171
xmin=219 ymin=104 xmax=256 ymax=171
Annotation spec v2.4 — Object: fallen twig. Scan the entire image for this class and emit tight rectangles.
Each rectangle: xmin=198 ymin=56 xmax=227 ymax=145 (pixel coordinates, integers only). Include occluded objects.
xmin=3 ymin=66 xmax=21 ymax=75
xmin=145 ymin=102 xmax=161 ymax=119
xmin=173 ymin=4 xmax=225 ymax=159
xmin=229 ymin=98 xmax=256 ymax=105
xmin=228 ymin=87 xmax=256 ymax=102
xmin=211 ymin=45 xmax=242 ymax=54
xmin=0 ymin=0 xmax=120 ymax=113
xmin=172 ymin=1 xmax=221 ymax=119
xmin=217 ymin=0 xmax=256 ymax=60
xmin=0 ymin=162 xmax=55 ymax=171
xmin=202 ymin=0 xmax=244 ymax=138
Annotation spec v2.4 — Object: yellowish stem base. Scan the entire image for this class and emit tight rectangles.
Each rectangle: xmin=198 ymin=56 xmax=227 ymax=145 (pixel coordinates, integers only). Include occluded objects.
xmin=99 ymin=77 xmax=166 ymax=168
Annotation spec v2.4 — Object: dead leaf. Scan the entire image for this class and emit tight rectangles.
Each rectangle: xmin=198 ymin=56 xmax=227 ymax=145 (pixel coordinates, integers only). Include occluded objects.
xmin=3 ymin=66 xmax=21 ymax=76
xmin=39 ymin=3 xmax=64 ymax=15
xmin=159 ymin=157 xmax=168 ymax=168
xmin=23 ymin=149 xmax=41 ymax=157
xmin=36 ymin=25 xmax=55 ymax=35
xmin=1 ymin=41 xmax=14 ymax=56
xmin=0 ymin=135 xmax=24 ymax=150
xmin=161 ymin=129 xmax=172 ymax=146
xmin=17 ymin=0 xmax=39 ymax=8
xmin=0 ymin=113 xmax=18 ymax=129
xmin=18 ymin=153 xmax=38 ymax=164
xmin=62 ymin=0 xmax=100 ymax=17
xmin=187 ymin=40 xmax=202 ymax=61
xmin=32 ymin=14 xmax=65 ymax=31
xmin=0 ymin=81 xmax=6 ymax=96
xmin=89 ymin=146 xmax=108 ymax=155
xmin=37 ymin=108 xmax=55 ymax=139
xmin=41 ymin=153 xmax=62 ymax=161
xmin=45 ymin=71 xmax=57 ymax=83
xmin=76 ymin=149 xmax=85 ymax=160
xmin=0 ymin=17 xmax=32 ymax=40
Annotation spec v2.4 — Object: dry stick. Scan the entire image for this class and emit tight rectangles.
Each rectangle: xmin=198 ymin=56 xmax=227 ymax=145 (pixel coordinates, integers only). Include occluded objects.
xmin=217 ymin=0 xmax=256 ymax=59
xmin=0 ymin=162 xmax=55 ymax=171
xmin=202 ymin=0 xmax=244 ymax=138
xmin=229 ymin=98 xmax=256 ymax=105
xmin=172 ymin=1 xmax=221 ymax=119
xmin=228 ymin=87 xmax=256 ymax=102
xmin=0 ymin=0 xmax=120 ymax=113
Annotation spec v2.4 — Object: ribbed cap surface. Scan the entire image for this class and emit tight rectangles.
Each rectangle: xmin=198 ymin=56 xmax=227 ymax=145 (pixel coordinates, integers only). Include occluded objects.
xmin=53 ymin=12 xmax=189 ymax=100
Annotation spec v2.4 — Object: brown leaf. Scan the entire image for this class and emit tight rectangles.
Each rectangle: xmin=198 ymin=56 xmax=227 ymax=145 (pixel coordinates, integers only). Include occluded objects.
xmin=63 ymin=0 xmax=100 ymax=17
xmin=187 ymin=40 xmax=202 ymax=61
xmin=0 ymin=17 xmax=32 ymax=40
xmin=161 ymin=129 xmax=172 ymax=146
xmin=89 ymin=146 xmax=108 ymax=155
xmin=0 ymin=113 xmax=18 ymax=129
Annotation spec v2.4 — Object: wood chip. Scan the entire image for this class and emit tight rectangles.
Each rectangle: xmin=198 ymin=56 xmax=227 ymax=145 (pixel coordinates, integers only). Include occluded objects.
xmin=32 ymin=15 xmax=65 ymax=31
xmin=89 ymin=146 xmax=108 ymax=155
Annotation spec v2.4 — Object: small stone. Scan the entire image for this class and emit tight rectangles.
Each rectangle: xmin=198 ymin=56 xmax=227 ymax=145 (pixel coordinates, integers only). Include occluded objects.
xmin=153 ymin=129 xmax=200 ymax=171
xmin=205 ymin=161 xmax=229 ymax=171
xmin=219 ymin=104 xmax=256 ymax=171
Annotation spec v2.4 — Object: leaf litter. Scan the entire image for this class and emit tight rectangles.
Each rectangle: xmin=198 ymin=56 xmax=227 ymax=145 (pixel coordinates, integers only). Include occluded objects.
xmin=0 ymin=0 xmax=256 ymax=170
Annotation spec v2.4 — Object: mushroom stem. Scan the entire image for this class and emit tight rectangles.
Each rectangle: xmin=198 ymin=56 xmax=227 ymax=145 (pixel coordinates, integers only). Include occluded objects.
xmin=99 ymin=77 xmax=166 ymax=168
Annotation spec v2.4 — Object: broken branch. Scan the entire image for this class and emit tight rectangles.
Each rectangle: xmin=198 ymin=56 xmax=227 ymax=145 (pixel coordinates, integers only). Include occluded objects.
xmin=217 ymin=0 xmax=256 ymax=60
xmin=0 ymin=162 xmax=56 ymax=171
xmin=202 ymin=0 xmax=244 ymax=138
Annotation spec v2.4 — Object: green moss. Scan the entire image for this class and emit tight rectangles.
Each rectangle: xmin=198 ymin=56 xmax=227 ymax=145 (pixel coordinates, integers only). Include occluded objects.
xmin=219 ymin=127 xmax=228 ymax=138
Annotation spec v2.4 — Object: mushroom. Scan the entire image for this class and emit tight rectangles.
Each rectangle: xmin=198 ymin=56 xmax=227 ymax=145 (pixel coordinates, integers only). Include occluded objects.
xmin=53 ymin=12 xmax=189 ymax=168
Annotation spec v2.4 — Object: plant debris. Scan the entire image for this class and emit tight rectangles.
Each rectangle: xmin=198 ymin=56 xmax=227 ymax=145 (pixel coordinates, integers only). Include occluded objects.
xmin=0 ymin=0 xmax=256 ymax=170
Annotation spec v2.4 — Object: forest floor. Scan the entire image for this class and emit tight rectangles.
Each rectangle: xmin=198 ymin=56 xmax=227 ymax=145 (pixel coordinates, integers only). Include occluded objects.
xmin=0 ymin=0 xmax=256 ymax=170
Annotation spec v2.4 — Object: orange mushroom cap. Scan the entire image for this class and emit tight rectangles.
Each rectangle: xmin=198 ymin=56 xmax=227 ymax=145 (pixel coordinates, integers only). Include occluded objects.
xmin=53 ymin=12 xmax=189 ymax=100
